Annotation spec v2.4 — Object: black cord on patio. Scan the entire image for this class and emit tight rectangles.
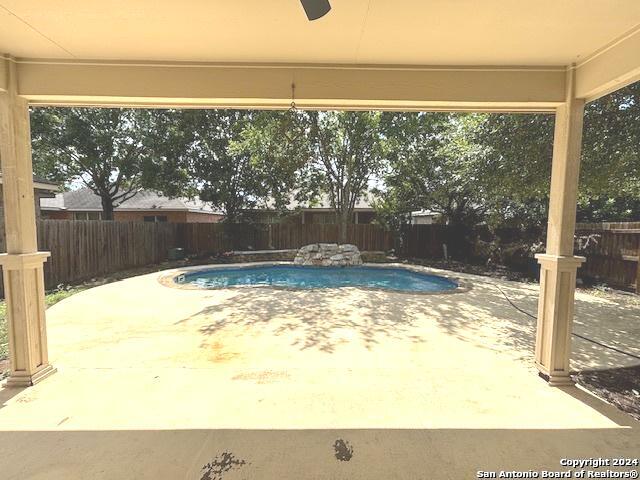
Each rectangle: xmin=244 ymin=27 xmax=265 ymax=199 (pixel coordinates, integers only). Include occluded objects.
xmin=490 ymin=282 xmax=640 ymax=361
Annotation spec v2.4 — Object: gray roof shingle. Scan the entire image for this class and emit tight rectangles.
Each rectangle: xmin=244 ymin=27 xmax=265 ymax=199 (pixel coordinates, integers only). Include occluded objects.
xmin=40 ymin=187 xmax=220 ymax=214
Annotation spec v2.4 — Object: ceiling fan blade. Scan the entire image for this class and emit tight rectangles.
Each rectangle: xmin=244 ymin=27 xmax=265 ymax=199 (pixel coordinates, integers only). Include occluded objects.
xmin=300 ymin=0 xmax=331 ymax=21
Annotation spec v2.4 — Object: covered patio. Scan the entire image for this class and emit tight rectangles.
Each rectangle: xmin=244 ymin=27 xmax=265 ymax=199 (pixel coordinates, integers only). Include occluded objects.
xmin=2 ymin=1 xmax=640 ymax=478
xmin=0 ymin=267 xmax=639 ymax=478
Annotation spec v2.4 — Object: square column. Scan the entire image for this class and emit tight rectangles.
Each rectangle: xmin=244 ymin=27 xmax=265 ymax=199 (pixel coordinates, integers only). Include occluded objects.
xmin=0 ymin=57 xmax=55 ymax=387
xmin=535 ymin=67 xmax=585 ymax=386
xmin=535 ymin=254 xmax=584 ymax=385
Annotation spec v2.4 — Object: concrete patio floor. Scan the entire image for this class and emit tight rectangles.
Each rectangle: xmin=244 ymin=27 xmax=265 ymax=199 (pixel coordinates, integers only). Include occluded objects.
xmin=1 ymin=264 xmax=639 ymax=479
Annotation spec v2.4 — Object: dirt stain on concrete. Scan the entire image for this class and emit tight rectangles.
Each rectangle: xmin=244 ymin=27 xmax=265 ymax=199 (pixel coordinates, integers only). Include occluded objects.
xmin=206 ymin=341 xmax=240 ymax=363
xmin=333 ymin=439 xmax=354 ymax=461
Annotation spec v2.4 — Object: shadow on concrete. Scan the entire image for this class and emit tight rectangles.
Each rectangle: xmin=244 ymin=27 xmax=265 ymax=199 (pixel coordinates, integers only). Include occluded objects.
xmin=178 ymin=287 xmax=431 ymax=354
xmin=0 ymin=384 xmax=25 ymax=412
xmin=177 ymin=281 xmax=640 ymax=370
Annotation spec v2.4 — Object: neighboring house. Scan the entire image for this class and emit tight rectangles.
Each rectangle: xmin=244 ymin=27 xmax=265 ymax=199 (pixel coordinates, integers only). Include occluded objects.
xmin=243 ymin=194 xmax=377 ymax=225
xmin=411 ymin=210 xmax=442 ymax=225
xmin=40 ymin=188 xmax=223 ymax=223
xmin=0 ymin=174 xmax=58 ymax=222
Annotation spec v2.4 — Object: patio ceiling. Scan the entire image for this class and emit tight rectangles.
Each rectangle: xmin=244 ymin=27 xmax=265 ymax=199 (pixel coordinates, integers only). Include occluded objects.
xmin=0 ymin=0 xmax=640 ymax=111
xmin=1 ymin=1 xmax=640 ymax=108
xmin=0 ymin=0 xmax=639 ymax=66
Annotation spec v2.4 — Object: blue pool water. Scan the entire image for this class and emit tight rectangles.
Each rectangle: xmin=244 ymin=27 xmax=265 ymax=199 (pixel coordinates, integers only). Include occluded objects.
xmin=178 ymin=265 xmax=458 ymax=293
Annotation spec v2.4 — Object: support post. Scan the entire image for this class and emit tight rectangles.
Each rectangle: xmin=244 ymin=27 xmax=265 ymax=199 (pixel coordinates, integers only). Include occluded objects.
xmin=0 ymin=57 xmax=54 ymax=387
xmin=535 ymin=67 xmax=585 ymax=386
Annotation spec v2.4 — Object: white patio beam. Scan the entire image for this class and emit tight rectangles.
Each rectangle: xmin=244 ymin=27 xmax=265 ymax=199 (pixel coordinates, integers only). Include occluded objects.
xmin=0 ymin=58 xmax=55 ymax=387
xmin=9 ymin=57 xmax=565 ymax=111
xmin=575 ymin=25 xmax=640 ymax=102
xmin=534 ymin=67 xmax=585 ymax=386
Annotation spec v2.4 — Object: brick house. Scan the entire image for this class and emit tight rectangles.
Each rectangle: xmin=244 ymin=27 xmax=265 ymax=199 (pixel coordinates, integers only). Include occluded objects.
xmin=243 ymin=194 xmax=378 ymax=225
xmin=40 ymin=187 xmax=223 ymax=223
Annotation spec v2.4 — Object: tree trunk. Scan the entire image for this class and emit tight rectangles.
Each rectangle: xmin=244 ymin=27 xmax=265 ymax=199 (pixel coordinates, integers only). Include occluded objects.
xmin=101 ymin=196 xmax=115 ymax=220
xmin=223 ymin=207 xmax=238 ymax=224
xmin=338 ymin=210 xmax=349 ymax=244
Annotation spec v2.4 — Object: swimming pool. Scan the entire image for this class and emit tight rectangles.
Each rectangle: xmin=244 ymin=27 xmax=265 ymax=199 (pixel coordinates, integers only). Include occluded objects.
xmin=175 ymin=265 xmax=459 ymax=293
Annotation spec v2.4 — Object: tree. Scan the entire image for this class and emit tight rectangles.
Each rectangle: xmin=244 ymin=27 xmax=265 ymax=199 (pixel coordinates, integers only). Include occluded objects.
xmin=469 ymin=112 xmax=555 ymax=228
xmin=31 ymin=107 xmax=158 ymax=220
xmin=380 ymin=112 xmax=492 ymax=227
xmin=187 ymin=110 xmax=263 ymax=222
xmin=230 ymin=110 xmax=310 ymax=217
xmin=239 ymin=110 xmax=386 ymax=242
xmin=308 ymin=111 xmax=386 ymax=242
xmin=139 ymin=108 xmax=195 ymax=199
xmin=149 ymin=109 xmax=304 ymax=223
xmin=580 ymin=82 xmax=640 ymax=207
xmin=471 ymin=81 xmax=640 ymax=225
xmin=379 ymin=81 xmax=640 ymax=231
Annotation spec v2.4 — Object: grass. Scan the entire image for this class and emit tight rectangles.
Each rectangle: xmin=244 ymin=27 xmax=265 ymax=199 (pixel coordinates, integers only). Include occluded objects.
xmin=0 ymin=286 xmax=86 ymax=364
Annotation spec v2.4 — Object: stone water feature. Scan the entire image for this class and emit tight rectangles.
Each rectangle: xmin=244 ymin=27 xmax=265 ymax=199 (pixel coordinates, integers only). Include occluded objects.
xmin=293 ymin=243 xmax=363 ymax=267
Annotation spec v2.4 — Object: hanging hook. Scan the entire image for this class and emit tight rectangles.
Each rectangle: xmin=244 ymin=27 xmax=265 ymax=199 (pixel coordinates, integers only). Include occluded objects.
xmin=290 ymin=82 xmax=297 ymax=111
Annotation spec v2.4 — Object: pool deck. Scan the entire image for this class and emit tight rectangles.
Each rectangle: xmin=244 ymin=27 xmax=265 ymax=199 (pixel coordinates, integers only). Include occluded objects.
xmin=1 ymin=264 xmax=639 ymax=479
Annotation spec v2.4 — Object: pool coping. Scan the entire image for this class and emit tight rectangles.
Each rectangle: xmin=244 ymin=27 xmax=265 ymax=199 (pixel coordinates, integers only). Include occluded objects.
xmin=157 ymin=262 xmax=472 ymax=295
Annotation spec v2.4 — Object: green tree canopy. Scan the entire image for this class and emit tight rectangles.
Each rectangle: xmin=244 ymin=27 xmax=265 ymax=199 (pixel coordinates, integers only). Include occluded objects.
xmin=186 ymin=110 xmax=264 ymax=222
xmin=380 ymin=112 xmax=493 ymax=227
xmin=148 ymin=109 xmax=304 ymax=222
xmin=240 ymin=110 xmax=387 ymax=242
xmin=580 ymin=82 xmax=640 ymax=208
xmin=378 ymin=81 xmax=640 ymax=229
xmin=30 ymin=82 xmax=640 ymax=228
xmin=30 ymin=107 xmax=158 ymax=220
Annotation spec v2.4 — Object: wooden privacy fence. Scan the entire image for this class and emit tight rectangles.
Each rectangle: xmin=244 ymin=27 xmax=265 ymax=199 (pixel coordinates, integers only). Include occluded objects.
xmin=576 ymin=223 xmax=640 ymax=292
xmin=403 ymin=222 xmax=640 ymax=293
xmin=176 ymin=223 xmax=270 ymax=253
xmin=1 ymin=220 xmax=637 ymax=296
xmin=0 ymin=220 xmax=179 ymax=296
xmin=575 ymin=221 xmax=640 ymax=230
xmin=37 ymin=220 xmax=178 ymax=290
xmin=0 ymin=221 xmax=394 ymax=296
xmin=175 ymin=223 xmax=394 ymax=253
xmin=400 ymin=224 xmax=450 ymax=258
xmin=399 ymin=224 xmax=476 ymax=261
